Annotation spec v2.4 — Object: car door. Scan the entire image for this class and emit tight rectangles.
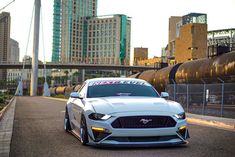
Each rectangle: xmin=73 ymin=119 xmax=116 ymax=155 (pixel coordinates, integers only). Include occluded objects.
xmin=71 ymin=83 xmax=87 ymax=134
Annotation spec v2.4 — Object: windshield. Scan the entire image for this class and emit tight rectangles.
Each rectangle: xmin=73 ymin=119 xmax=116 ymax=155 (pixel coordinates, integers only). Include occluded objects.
xmin=87 ymin=82 xmax=159 ymax=98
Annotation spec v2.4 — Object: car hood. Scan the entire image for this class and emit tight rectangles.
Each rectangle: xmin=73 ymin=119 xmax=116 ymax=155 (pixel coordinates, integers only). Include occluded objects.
xmin=86 ymin=97 xmax=184 ymax=115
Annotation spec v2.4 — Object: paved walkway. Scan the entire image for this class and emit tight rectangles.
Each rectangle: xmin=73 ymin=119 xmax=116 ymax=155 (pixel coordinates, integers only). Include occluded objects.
xmin=0 ymin=98 xmax=16 ymax=157
xmin=187 ymin=113 xmax=235 ymax=132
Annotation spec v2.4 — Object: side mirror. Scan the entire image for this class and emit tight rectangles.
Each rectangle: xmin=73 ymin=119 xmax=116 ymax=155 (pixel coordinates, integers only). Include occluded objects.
xmin=70 ymin=92 xmax=82 ymax=99
xmin=161 ymin=92 xmax=169 ymax=99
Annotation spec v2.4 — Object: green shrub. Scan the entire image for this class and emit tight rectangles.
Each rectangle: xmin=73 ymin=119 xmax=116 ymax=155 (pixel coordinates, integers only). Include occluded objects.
xmin=0 ymin=96 xmax=4 ymax=103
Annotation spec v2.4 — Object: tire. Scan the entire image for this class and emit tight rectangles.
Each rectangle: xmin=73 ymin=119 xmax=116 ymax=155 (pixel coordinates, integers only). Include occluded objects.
xmin=64 ymin=107 xmax=71 ymax=132
xmin=80 ymin=115 xmax=89 ymax=145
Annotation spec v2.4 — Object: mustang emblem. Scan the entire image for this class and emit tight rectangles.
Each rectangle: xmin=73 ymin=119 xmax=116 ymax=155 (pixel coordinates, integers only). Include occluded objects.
xmin=140 ymin=119 xmax=152 ymax=124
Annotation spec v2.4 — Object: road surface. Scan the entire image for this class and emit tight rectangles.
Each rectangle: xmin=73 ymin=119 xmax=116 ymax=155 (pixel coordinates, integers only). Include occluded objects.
xmin=10 ymin=97 xmax=235 ymax=157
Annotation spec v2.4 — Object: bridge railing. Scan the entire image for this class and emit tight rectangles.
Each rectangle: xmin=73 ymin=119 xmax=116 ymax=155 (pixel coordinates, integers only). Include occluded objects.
xmin=0 ymin=61 xmax=23 ymax=64
xmin=0 ymin=62 xmax=159 ymax=71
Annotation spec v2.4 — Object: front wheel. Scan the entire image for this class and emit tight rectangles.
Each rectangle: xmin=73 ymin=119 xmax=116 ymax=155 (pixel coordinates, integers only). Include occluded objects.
xmin=80 ymin=115 xmax=89 ymax=145
xmin=64 ymin=107 xmax=71 ymax=132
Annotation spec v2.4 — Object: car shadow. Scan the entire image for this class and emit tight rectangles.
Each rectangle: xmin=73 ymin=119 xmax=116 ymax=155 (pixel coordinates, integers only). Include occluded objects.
xmin=91 ymin=144 xmax=189 ymax=151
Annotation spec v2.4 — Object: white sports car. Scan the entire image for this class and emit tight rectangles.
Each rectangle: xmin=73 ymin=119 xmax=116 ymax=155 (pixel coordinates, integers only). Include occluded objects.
xmin=64 ymin=78 xmax=189 ymax=147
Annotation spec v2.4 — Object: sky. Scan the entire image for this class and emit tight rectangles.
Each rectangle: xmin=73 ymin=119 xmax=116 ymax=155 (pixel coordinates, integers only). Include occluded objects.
xmin=0 ymin=0 xmax=235 ymax=62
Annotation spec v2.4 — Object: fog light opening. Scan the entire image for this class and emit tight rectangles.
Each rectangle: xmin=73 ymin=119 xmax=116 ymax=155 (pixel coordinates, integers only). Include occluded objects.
xmin=91 ymin=127 xmax=111 ymax=142
xmin=91 ymin=127 xmax=106 ymax=132
xmin=179 ymin=126 xmax=187 ymax=131
xmin=177 ymin=126 xmax=188 ymax=140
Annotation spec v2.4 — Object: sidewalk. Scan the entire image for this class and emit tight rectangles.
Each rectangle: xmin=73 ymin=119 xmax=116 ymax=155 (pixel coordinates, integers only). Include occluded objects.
xmin=187 ymin=113 xmax=235 ymax=132
xmin=0 ymin=97 xmax=16 ymax=157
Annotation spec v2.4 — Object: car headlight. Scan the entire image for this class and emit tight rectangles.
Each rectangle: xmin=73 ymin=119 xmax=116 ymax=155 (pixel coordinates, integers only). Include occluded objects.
xmin=88 ymin=113 xmax=111 ymax=120
xmin=174 ymin=112 xmax=186 ymax=120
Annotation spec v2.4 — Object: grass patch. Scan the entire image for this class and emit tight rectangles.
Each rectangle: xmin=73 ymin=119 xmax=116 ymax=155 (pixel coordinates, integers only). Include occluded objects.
xmin=0 ymin=92 xmax=13 ymax=111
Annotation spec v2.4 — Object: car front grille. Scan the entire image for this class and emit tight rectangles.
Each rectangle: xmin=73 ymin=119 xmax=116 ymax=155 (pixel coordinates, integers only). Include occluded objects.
xmin=111 ymin=116 xmax=176 ymax=128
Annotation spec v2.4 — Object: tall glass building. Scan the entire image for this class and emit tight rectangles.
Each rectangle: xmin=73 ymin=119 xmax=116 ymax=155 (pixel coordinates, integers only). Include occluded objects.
xmin=0 ymin=12 xmax=10 ymax=80
xmin=52 ymin=0 xmax=131 ymax=65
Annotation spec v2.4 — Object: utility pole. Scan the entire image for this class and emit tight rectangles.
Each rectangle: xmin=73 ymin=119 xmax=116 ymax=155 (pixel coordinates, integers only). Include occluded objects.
xmin=30 ymin=0 xmax=41 ymax=96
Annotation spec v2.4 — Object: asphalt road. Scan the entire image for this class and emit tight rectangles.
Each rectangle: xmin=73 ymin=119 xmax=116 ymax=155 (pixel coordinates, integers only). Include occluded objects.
xmin=10 ymin=97 xmax=235 ymax=157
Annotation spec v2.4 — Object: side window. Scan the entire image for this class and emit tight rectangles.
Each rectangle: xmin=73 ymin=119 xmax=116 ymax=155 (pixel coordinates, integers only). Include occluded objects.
xmin=79 ymin=82 xmax=87 ymax=98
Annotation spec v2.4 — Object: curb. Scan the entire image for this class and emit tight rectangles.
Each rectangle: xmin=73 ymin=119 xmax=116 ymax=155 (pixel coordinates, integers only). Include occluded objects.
xmin=187 ymin=114 xmax=235 ymax=132
xmin=0 ymin=97 xmax=15 ymax=121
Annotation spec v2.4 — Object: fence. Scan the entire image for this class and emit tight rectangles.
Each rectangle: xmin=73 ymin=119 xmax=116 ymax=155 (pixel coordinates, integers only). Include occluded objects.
xmin=166 ymin=82 xmax=235 ymax=118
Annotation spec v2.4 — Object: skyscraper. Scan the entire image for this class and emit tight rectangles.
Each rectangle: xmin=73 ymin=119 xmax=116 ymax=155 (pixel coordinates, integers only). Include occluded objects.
xmin=0 ymin=12 xmax=10 ymax=80
xmin=8 ymin=38 xmax=19 ymax=63
xmin=7 ymin=39 xmax=20 ymax=81
xmin=52 ymin=0 xmax=131 ymax=65
xmin=52 ymin=0 xmax=62 ymax=62
xmin=60 ymin=0 xmax=97 ymax=63
xmin=85 ymin=14 xmax=131 ymax=65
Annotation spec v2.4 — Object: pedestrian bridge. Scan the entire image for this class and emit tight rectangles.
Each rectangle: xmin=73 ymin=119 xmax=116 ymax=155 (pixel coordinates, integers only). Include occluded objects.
xmin=0 ymin=62 xmax=159 ymax=71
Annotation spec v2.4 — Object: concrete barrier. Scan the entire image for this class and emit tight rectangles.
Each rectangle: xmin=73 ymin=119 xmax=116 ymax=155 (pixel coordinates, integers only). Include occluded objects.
xmin=0 ymin=97 xmax=15 ymax=121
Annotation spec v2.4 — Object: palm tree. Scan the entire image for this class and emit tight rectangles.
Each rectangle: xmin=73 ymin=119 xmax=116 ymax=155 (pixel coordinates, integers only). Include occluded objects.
xmin=64 ymin=70 xmax=69 ymax=85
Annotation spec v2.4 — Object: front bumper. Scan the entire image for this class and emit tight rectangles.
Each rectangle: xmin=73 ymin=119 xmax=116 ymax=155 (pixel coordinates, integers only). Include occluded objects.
xmin=86 ymin=115 xmax=190 ymax=147
xmin=91 ymin=141 xmax=187 ymax=148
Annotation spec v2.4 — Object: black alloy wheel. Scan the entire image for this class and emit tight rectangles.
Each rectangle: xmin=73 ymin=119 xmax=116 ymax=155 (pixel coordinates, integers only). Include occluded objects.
xmin=80 ymin=115 xmax=89 ymax=145
xmin=64 ymin=107 xmax=71 ymax=132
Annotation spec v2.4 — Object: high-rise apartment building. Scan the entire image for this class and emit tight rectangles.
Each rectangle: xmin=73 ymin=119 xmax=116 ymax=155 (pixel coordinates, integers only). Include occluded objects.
xmin=52 ymin=0 xmax=131 ymax=65
xmin=8 ymin=39 xmax=19 ymax=62
xmin=52 ymin=0 xmax=62 ymax=62
xmin=85 ymin=15 xmax=131 ymax=65
xmin=7 ymin=39 xmax=20 ymax=81
xmin=0 ymin=12 xmax=10 ymax=80
xmin=53 ymin=0 xmax=97 ymax=63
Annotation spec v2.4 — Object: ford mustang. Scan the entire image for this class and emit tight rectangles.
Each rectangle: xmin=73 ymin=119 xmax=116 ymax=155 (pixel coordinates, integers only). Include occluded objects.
xmin=64 ymin=78 xmax=189 ymax=147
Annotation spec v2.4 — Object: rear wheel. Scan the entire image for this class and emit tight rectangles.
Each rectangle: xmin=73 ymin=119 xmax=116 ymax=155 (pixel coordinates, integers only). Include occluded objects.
xmin=64 ymin=107 xmax=71 ymax=132
xmin=80 ymin=115 xmax=88 ymax=145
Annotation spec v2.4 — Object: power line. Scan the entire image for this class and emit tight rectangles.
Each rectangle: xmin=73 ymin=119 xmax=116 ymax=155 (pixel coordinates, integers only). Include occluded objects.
xmin=0 ymin=0 xmax=15 ymax=12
